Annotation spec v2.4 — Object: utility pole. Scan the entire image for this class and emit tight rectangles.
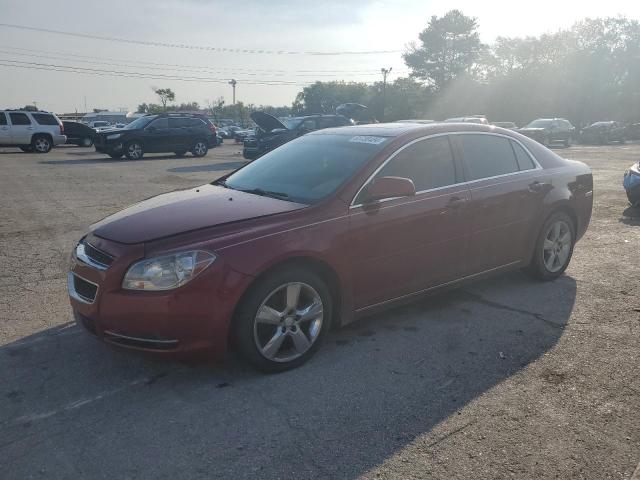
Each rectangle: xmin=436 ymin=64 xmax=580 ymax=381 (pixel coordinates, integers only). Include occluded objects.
xmin=228 ymin=79 xmax=237 ymax=105
xmin=380 ymin=67 xmax=392 ymax=122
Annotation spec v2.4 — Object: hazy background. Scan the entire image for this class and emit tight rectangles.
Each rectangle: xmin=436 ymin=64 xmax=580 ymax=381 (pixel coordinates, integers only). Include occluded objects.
xmin=1 ymin=0 xmax=639 ymax=112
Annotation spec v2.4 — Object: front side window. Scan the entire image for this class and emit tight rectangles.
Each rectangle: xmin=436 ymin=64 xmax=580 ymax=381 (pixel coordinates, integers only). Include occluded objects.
xmin=460 ymin=134 xmax=520 ymax=180
xmin=9 ymin=113 xmax=31 ymax=125
xmin=0 ymin=112 xmax=6 ymax=125
xmin=373 ymin=136 xmax=456 ymax=193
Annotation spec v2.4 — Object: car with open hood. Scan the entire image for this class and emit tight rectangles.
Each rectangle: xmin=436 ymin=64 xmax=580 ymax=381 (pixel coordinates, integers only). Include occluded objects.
xmin=242 ymin=111 xmax=353 ymax=160
xmin=519 ymin=118 xmax=575 ymax=147
xmin=69 ymin=123 xmax=593 ymax=372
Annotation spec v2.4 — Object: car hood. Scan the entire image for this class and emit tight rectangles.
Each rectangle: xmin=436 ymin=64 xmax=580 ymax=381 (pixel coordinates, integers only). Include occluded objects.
xmin=91 ymin=184 xmax=306 ymax=244
xmin=250 ymin=111 xmax=288 ymax=133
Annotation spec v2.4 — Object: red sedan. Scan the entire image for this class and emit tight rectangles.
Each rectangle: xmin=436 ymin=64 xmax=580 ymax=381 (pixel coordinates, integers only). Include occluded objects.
xmin=68 ymin=123 xmax=593 ymax=372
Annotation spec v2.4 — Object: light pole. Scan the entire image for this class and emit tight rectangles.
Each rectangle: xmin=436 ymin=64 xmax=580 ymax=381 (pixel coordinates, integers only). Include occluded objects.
xmin=228 ymin=79 xmax=237 ymax=105
xmin=380 ymin=67 xmax=392 ymax=122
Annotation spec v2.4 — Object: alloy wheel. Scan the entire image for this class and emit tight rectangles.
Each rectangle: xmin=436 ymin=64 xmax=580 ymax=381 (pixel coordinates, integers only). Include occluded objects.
xmin=253 ymin=282 xmax=324 ymax=363
xmin=127 ymin=143 xmax=142 ymax=159
xmin=543 ymin=220 xmax=572 ymax=272
xmin=193 ymin=142 xmax=207 ymax=156
xmin=34 ymin=137 xmax=51 ymax=153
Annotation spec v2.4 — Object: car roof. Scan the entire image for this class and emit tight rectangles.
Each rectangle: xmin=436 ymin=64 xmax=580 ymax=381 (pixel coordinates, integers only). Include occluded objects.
xmin=309 ymin=121 xmax=504 ymax=138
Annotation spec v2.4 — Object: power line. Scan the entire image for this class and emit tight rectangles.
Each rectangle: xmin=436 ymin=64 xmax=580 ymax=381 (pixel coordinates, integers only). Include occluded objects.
xmin=0 ymin=47 xmax=409 ymax=78
xmin=0 ymin=58 xmax=318 ymax=86
xmin=0 ymin=45 xmax=407 ymax=74
xmin=0 ymin=23 xmax=402 ymax=56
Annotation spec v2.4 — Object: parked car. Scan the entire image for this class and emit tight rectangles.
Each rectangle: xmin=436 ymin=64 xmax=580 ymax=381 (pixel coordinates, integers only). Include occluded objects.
xmin=68 ymin=123 xmax=593 ymax=372
xmin=93 ymin=113 xmax=218 ymax=160
xmin=519 ymin=118 xmax=575 ymax=147
xmin=219 ymin=126 xmax=243 ymax=139
xmin=444 ymin=116 xmax=489 ymax=124
xmin=623 ymin=162 xmax=640 ymax=206
xmin=63 ymin=121 xmax=96 ymax=147
xmin=579 ymin=121 xmax=626 ymax=144
xmin=0 ymin=110 xmax=66 ymax=153
xmin=491 ymin=121 xmax=518 ymax=130
xmin=243 ymin=112 xmax=353 ymax=160
xmin=233 ymin=128 xmax=254 ymax=144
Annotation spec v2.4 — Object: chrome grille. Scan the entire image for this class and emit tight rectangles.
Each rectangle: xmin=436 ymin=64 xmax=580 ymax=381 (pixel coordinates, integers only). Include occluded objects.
xmin=76 ymin=239 xmax=114 ymax=270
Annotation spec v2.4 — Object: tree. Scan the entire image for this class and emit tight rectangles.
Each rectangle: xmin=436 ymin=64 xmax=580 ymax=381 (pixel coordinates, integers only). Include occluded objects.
xmin=153 ymin=88 xmax=175 ymax=110
xmin=136 ymin=103 xmax=149 ymax=114
xmin=404 ymin=10 xmax=483 ymax=91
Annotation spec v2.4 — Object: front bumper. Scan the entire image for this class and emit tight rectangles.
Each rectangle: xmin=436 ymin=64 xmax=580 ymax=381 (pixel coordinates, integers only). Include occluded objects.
xmin=68 ymin=235 xmax=253 ymax=359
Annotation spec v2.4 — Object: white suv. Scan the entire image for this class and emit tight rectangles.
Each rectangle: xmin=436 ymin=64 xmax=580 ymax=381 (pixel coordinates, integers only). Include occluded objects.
xmin=0 ymin=110 xmax=67 ymax=153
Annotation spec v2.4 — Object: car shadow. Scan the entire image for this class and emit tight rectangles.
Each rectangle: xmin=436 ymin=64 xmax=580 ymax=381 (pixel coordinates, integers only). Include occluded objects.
xmin=620 ymin=205 xmax=640 ymax=226
xmin=38 ymin=154 xmax=197 ymax=165
xmin=0 ymin=271 xmax=576 ymax=479
xmin=167 ymin=161 xmax=247 ymax=173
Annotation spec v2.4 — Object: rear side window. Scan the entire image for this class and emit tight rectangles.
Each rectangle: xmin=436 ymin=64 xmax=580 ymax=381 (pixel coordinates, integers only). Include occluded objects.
xmin=32 ymin=113 xmax=59 ymax=125
xmin=0 ymin=112 xmax=6 ymax=125
xmin=460 ymin=134 xmax=519 ymax=180
xmin=169 ymin=118 xmax=187 ymax=128
xmin=511 ymin=141 xmax=536 ymax=170
xmin=375 ymin=136 xmax=456 ymax=192
xmin=9 ymin=113 xmax=31 ymax=125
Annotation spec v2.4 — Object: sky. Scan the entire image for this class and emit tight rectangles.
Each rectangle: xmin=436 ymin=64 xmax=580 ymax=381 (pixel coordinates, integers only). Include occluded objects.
xmin=0 ymin=0 xmax=639 ymax=113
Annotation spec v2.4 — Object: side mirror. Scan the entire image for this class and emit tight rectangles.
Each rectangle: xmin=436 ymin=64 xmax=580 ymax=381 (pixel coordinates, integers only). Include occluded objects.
xmin=363 ymin=176 xmax=416 ymax=202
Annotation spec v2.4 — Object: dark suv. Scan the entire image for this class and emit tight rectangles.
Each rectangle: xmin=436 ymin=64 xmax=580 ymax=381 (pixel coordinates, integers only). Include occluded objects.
xmin=579 ymin=121 xmax=627 ymax=144
xmin=518 ymin=118 xmax=575 ymax=147
xmin=94 ymin=113 xmax=218 ymax=160
xmin=243 ymin=112 xmax=353 ymax=160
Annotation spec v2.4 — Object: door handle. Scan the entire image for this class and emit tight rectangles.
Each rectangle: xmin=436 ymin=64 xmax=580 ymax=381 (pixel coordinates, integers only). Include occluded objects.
xmin=528 ymin=181 xmax=548 ymax=193
xmin=447 ymin=196 xmax=467 ymax=208
xmin=27 ymin=127 xmax=34 ymax=130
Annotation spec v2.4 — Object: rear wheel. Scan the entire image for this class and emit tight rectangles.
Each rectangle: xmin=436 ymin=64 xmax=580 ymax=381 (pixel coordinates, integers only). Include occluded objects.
xmin=32 ymin=135 xmax=52 ymax=153
xmin=234 ymin=267 xmax=331 ymax=373
xmin=191 ymin=140 xmax=208 ymax=157
xmin=525 ymin=212 xmax=575 ymax=281
xmin=124 ymin=141 xmax=143 ymax=160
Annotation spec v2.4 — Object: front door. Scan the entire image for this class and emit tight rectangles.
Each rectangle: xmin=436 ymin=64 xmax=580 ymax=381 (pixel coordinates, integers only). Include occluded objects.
xmin=8 ymin=112 xmax=33 ymax=144
xmin=0 ymin=112 xmax=10 ymax=143
xmin=143 ymin=117 xmax=170 ymax=152
xmin=348 ymin=135 xmax=471 ymax=310
xmin=454 ymin=133 xmax=547 ymax=274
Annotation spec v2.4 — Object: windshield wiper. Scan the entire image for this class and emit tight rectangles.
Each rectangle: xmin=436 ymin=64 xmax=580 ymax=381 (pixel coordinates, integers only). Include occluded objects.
xmin=239 ymin=188 xmax=290 ymax=200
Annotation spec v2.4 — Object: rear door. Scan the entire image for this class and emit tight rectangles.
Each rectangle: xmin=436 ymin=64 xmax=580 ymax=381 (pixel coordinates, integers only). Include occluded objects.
xmin=8 ymin=112 xmax=34 ymax=144
xmin=0 ymin=112 xmax=10 ymax=144
xmin=454 ymin=133 xmax=546 ymax=273
xmin=349 ymin=135 xmax=471 ymax=309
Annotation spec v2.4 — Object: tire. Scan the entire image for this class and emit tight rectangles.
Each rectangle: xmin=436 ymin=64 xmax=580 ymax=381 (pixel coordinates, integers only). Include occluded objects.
xmin=20 ymin=146 xmax=33 ymax=153
xmin=124 ymin=141 xmax=143 ymax=160
xmin=109 ymin=153 xmax=123 ymax=159
xmin=32 ymin=135 xmax=52 ymax=153
xmin=191 ymin=140 xmax=208 ymax=158
xmin=525 ymin=211 xmax=576 ymax=281
xmin=234 ymin=267 xmax=332 ymax=373
xmin=564 ymin=137 xmax=572 ymax=148
xmin=174 ymin=150 xmax=187 ymax=157
xmin=81 ymin=137 xmax=94 ymax=147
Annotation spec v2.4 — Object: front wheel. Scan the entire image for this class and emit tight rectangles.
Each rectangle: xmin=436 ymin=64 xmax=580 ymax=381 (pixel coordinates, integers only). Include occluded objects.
xmin=191 ymin=140 xmax=208 ymax=157
xmin=234 ymin=267 xmax=332 ymax=372
xmin=124 ymin=141 xmax=143 ymax=160
xmin=525 ymin=212 xmax=575 ymax=281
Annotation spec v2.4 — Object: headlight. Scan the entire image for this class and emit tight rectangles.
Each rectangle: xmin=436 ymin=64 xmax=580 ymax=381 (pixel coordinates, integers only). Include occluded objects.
xmin=106 ymin=133 xmax=122 ymax=140
xmin=122 ymin=250 xmax=216 ymax=291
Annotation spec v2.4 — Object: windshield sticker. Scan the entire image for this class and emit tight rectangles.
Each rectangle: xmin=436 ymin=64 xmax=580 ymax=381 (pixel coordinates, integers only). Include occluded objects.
xmin=348 ymin=136 xmax=387 ymax=145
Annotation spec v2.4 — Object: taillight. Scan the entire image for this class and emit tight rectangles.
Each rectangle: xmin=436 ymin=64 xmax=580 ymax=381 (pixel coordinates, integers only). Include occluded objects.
xmin=208 ymin=123 xmax=216 ymax=135
xmin=59 ymin=122 xmax=64 ymax=134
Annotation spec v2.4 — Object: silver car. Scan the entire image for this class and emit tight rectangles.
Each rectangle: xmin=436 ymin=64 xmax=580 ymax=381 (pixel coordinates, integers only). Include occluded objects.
xmin=0 ymin=110 xmax=67 ymax=153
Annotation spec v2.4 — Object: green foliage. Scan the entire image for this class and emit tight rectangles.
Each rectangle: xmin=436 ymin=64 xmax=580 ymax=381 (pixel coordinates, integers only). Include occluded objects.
xmin=154 ymin=88 xmax=176 ymax=110
xmin=404 ymin=10 xmax=483 ymax=92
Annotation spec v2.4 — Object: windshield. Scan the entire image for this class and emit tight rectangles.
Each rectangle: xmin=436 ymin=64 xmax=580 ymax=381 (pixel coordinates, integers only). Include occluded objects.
xmin=124 ymin=116 xmax=154 ymax=130
xmin=281 ymin=117 xmax=304 ymax=129
xmin=526 ymin=119 xmax=553 ymax=128
xmin=221 ymin=134 xmax=389 ymax=204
